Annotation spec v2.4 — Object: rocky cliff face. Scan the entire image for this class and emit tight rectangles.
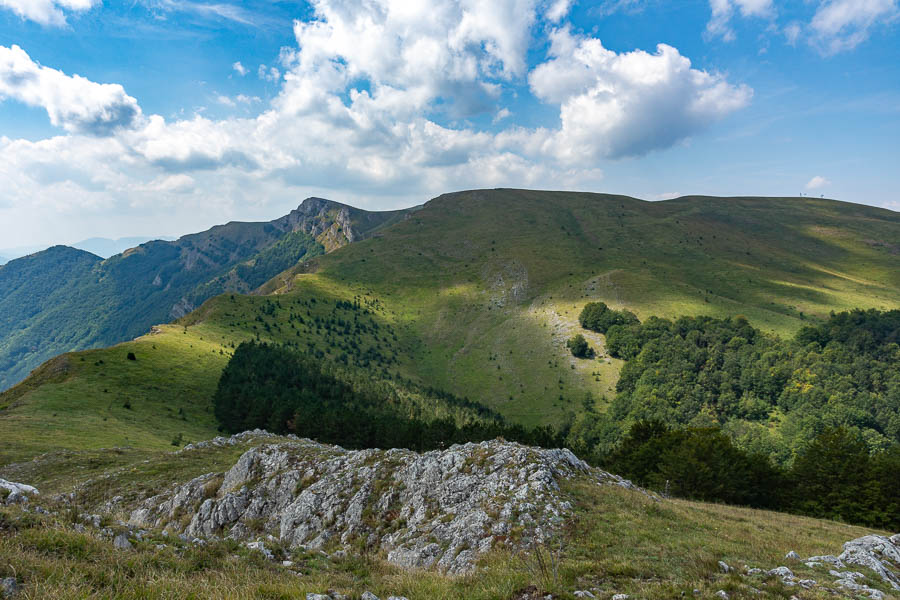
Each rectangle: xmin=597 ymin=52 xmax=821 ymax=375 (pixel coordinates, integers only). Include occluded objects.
xmin=276 ymin=198 xmax=355 ymax=252
xmin=274 ymin=197 xmax=411 ymax=252
xmin=129 ymin=436 xmax=637 ymax=573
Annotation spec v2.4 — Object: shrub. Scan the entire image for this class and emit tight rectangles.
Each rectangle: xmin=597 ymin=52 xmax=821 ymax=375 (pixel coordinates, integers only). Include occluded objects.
xmin=566 ymin=334 xmax=591 ymax=358
xmin=579 ymin=302 xmax=639 ymax=334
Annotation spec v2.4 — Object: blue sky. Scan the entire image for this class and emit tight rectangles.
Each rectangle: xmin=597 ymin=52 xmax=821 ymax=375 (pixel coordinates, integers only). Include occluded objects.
xmin=0 ymin=0 xmax=898 ymax=249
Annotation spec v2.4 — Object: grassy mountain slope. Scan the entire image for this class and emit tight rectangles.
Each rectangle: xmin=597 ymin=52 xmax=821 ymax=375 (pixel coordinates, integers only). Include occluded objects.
xmin=0 ymin=198 xmax=410 ymax=392
xmin=271 ymin=190 xmax=900 ymax=423
xmin=2 ymin=189 xmax=899 ymax=464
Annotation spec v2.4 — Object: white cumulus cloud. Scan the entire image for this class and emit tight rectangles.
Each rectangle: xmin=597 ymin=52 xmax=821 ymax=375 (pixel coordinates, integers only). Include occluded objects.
xmin=0 ymin=44 xmax=143 ymax=135
xmin=0 ymin=0 xmax=98 ymax=26
xmin=232 ymin=61 xmax=247 ymax=76
xmin=529 ymin=28 xmax=752 ymax=159
xmin=805 ymin=175 xmax=831 ymax=190
xmin=0 ymin=0 xmax=756 ymax=245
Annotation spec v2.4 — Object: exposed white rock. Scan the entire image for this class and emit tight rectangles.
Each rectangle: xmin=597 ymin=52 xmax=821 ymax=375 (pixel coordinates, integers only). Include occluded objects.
xmin=129 ymin=436 xmax=637 ymax=574
xmin=0 ymin=479 xmax=38 ymax=505
xmin=806 ymin=554 xmax=844 ymax=568
xmin=833 ymin=576 xmax=885 ymax=600
xmin=766 ymin=566 xmax=794 ymax=579
xmin=838 ymin=535 xmax=900 ymax=591
xmin=178 ymin=429 xmax=280 ymax=452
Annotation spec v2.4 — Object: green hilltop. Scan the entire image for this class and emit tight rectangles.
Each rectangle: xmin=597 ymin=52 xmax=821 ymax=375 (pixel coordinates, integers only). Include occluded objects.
xmin=2 ymin=189 xmax=900 ymax=465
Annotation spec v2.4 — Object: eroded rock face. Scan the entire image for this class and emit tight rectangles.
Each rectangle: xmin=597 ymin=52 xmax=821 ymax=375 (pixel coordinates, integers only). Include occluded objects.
xmin=130 ymin=437 xmax=636 ymax=573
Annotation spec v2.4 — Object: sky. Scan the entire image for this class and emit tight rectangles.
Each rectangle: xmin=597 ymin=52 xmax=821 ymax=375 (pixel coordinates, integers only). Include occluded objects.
xmin=0 ymin=0 xmax=898 ymax=249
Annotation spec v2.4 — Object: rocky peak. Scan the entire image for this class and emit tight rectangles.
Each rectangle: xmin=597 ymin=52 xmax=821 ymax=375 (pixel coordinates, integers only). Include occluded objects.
xmin=275 ymin=198 xmax=356 ymax=251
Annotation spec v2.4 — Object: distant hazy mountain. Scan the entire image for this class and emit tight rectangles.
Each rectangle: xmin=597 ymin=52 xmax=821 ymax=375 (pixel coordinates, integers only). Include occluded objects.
xmin=0 ymin=198 xmax=410 ymax=391
xmin=0 ymin=236 xmax=175 ymax=264
xmin=71 ymin=236 xmax=177 ymax=258
xmin=0 ymin=245 xmax=45 ymax=262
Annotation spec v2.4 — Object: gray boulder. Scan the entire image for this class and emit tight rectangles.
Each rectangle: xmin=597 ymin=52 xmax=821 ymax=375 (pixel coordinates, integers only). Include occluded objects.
xmin=766 ymin=566 xmax=794 ymax=579
xmin=113 ymin=533 xmax=132 ymax=550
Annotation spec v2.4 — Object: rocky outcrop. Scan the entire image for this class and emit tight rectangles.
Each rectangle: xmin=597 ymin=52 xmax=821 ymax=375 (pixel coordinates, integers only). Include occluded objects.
xmin=0 ymin=479 xmax=38 ymax=504
xmin=129 ymin=437 xmax=637 ymax=573
xmin=275 ymin=197 xmax=409 ymax=253
xmin=839 ymin=534 xmax=900 ymax=591
xmin=757 ymin=534 xmax=900 ymax=599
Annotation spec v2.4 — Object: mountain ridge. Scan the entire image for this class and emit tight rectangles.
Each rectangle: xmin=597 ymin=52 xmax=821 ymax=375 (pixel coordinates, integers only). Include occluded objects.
xmin=0 ymin=197 xmax=413 ymax=391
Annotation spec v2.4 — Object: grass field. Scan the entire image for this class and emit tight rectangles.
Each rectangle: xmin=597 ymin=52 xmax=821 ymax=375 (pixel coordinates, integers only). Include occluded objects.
xmin=0 ymin=437 xmax=894 ymax=599
xmin=2 ymin=190 xmax=899 ymax=464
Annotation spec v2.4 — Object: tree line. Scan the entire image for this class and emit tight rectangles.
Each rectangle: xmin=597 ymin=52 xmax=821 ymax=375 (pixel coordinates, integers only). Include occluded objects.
xmin=213 ymin=341 xmax=562 ymax=453
xmin=604 ymin=420 xmax=899 ymax=531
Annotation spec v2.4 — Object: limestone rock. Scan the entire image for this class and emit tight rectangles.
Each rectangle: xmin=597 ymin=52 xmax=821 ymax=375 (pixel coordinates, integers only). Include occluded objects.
xmin=0 ymin=479 xmax=38 ymax=505
xmin=766 ymin=566 xmax=794 ymax=579
xmin=130 ymin=436 xmax=637 ymax=574
xmin=838 ymin=535 xmax=900 ymax=591
xmin=833 ymin=576 xmax=884 ymax=600
xmin=113 ymin=533 xmax=132 ymax=550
